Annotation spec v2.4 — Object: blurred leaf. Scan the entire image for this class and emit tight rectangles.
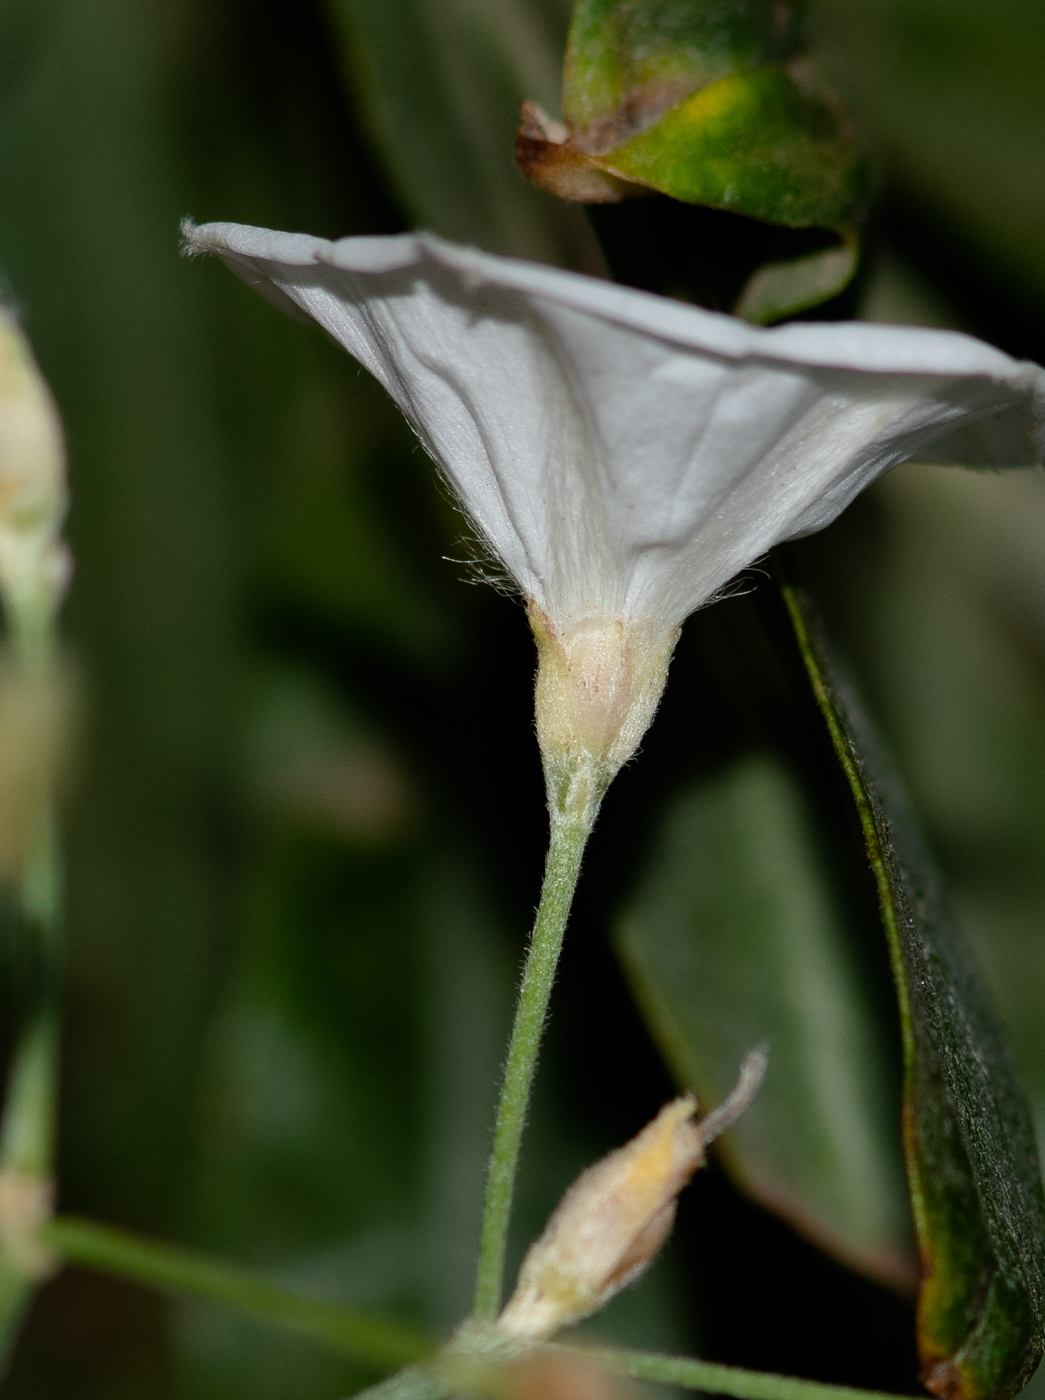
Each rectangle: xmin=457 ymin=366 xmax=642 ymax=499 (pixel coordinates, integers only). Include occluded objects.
xmin=0 ymin=0 xmax=243 ymax=1248
xmin=176 ymin=820 xmax=427 ymax=1400
xmin=733 ymin=236 xmax=857 ymax=323
xmin=815 ymin=0 xmax=1045 ymax=309
xmin=196 ymin=251 xmax=455 ymax=665
xmin=781 ymin=577 xmax=1045 ymax=1400
xmin=858 ymin=246 xmax=964 ymax=332
xmin=618 ymin=752 xmax=914 ymax=1291
xmin=176 ymin=808 xmax=521 ymax=1398
xmin=517 ymin=0 xmax=865 ymax=237
xmin=241 ymin=664 xmax=415 ymax=845
xmin=322 ymin=0 xmax=604 ymax=269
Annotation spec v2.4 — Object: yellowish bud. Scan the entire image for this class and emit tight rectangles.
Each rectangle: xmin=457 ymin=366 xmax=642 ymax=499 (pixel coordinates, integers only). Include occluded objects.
xmin=0 ymin=308 xmax=70 ymax=634
xmin=530 ymin=605 xmax=677 ymax=821
xmin=498 ymin=1097 xmax=700 ymax=1342
xmin=498 ymin=1049 xmax=767 ymax=1342
xmin=0 ymin=1167 xmax=57 ymax=1280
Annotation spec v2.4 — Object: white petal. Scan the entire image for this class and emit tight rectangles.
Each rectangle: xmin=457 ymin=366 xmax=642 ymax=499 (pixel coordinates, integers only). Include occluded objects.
xmin=185 ymin=221 xmax=1045 ymax=628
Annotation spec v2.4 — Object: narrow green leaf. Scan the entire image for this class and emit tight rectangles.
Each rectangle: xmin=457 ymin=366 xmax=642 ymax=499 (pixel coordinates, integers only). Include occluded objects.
xmin=617 ymin=752 xmax=915 ymax=1292
xmin=780 ymin=573 xmax=1045 ymax=1400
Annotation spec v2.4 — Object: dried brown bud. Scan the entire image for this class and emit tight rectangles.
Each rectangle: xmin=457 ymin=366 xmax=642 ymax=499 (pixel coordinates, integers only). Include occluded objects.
xmin=498 ymin=1049 xmax=766 ymax=1341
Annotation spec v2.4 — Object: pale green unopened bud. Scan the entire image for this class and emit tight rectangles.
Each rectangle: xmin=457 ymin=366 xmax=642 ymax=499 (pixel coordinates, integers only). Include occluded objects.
xmin=0 ymin=310 xmax=70 ymax=644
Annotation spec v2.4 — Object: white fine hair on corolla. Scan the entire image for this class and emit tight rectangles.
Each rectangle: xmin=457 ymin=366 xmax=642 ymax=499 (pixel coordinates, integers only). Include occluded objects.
xmin=183 ymin=220 xmax=1045 ymax=798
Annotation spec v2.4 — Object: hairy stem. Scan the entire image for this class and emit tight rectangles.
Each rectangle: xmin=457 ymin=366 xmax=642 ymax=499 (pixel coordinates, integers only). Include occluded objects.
xmin=43 ymin=1216 xmax=435 ymax=1371
xmin=575 ymin=1346 xmax=918 ymax=1400
xmin=472 ymin=791 xmax=594 ymax=1321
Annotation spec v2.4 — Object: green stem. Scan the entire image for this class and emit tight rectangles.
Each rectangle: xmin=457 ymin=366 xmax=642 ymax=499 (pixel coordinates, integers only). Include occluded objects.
xmin=0 ymin=817 xmax=63 ymax=1366
xmin=573 ymin=1346 xmax=919 ymax=1400
xmin=349 ymin=1365 xmax=449 ymax=1400
xmin=472 ymin=802 xmax=593 ymax=1320
xmin=0 ymin=819 xmax=62 ymax=1178
xmin=43 ymin=1216 xmax=435 ymax=1371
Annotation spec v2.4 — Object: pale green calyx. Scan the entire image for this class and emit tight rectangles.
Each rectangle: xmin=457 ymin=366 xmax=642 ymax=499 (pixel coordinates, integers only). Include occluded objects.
xmin=530 ymin=603 xmax=677 ymax=823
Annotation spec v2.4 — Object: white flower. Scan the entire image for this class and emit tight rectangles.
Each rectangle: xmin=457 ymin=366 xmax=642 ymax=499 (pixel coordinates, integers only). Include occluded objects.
xmin=184 ymin=221 xmax=1045 ymax=805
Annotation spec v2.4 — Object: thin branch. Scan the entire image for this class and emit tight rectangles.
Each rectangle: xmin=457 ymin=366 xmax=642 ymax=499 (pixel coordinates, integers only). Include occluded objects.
xmin=472 ymin=807 xmax=592 ymax=1319
xmin=573 ymin=1344 xmax=920 ymax=1400
xmin=44 ymin=1216 xmax=436 ymax=1372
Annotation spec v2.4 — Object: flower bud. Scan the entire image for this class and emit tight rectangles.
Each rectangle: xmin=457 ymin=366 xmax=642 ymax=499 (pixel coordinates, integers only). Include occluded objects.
xmin=0 ymin=1167 xmax=57 ymax=1280
xmin=498 ymin=1048 xmax=767 ymax=1342
xmin=0 ymin=308 xmax=70 ymax=640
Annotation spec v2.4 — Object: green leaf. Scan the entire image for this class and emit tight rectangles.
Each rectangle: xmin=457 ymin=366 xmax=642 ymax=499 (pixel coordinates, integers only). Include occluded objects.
xmin=519 ymin=0 xmax=866 ymax=236
xmin=322 ymin=0 xmax=603 ymax=269
xmin=563 ymin=0 xmax=790 ymax=133
xmin=603 ymin=68 xmax=864 ymax=229
xmin=820 ymin=458 xmax=1045 ymax=1154
xmin=780 ymin=574 xmax=1045 ymax=1400
xmin=617 ymin=752 xmax=915 ymax=1292
xmin=732 ymin=235 xmax=858 ymax=323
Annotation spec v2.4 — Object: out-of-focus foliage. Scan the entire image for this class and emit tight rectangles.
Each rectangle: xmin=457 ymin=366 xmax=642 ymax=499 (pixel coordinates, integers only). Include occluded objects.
xmin=322 ymin=0 xmax=604 ymax=269
xmin=815 ymin=0 xmax=1045 ymax=310
xmin=618 ymin=753 xmax=913 ymax=1292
